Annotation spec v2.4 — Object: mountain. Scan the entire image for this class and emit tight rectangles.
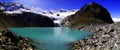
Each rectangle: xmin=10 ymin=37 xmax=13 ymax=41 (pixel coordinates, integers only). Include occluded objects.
xmin=61 ymin=2 xmax=114 ymax=27
xmin=0 ymin=2 xmax=78 ymax=26
xmin=41 ymin=9 xmax=78 ymax=25
xmin=1 ymin=2 xmax=116 ymax=27
xmin=0 ymin=2 xmax=27 ymax=11
xmin=0 ymin=2 xmax=55 ymax=27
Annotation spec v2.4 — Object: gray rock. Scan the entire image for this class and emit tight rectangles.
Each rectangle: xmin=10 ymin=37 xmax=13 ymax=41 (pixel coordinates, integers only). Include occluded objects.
xmin=70 ymin=22 xmax=120 ymax=50
xmin=0 ymin=29 xmax=37 ymax=50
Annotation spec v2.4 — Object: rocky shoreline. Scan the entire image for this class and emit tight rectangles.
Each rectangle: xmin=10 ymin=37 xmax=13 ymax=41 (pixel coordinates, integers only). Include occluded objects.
xmin=70 ymin=22 xmax=120 ymax=50
xmin=0 ymin=29 xmax=37 ymax=50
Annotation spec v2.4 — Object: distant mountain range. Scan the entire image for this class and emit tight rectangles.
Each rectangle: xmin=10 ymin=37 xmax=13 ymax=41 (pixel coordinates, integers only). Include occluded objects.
xmin=0 ymin=2 xmax=119 ymax=26
xmin=0 ymin=2 xmax=56 ymax=27
xmin=0 ymin=2 xmax=78 ymax=25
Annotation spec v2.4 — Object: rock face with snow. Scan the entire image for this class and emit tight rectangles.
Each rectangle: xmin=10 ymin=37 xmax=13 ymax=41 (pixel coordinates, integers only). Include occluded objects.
xmin=61 ymin=2 xmax=114 ymax=27
xmin=0 ymin=12 xmax=55 ymax=27
xmin=0 ymin=2 xmax=55 ymax=27
xmin=0 ymin=2 xmax=78 ymax=26
xmin=0 ymin=2 xmax=25 ymax=11
xmin=40 ymin=9 xmax=77 ymax=25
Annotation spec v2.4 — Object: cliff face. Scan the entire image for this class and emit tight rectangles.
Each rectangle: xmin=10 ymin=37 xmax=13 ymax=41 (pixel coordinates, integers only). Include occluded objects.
xmin=0 ymin=12 xmax=55 ymax=27
xmin=61 ymin=2 xmax=114 ymax=27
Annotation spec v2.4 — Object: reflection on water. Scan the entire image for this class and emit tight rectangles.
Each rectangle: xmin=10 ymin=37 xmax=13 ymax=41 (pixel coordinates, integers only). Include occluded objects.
xmin=54 ymin=27 xmax=75 ymax=42
xmin=8 ymin=27 xmax=92 ymax=50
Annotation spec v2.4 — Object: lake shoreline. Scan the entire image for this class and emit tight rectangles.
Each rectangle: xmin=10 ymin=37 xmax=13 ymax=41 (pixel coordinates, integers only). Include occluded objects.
xmin=0 ymin=22 xmax=120 ymax=50
xmin=0 ymin=29 xmax=37 ymax=50
xmin=8 ymin=27 xmax=92 ymax=50
xmin=70 ymin=22 xmax=120 ymax=50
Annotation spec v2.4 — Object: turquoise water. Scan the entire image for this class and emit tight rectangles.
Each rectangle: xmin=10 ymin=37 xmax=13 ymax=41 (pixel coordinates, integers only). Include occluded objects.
xmin=8 ymin=27 xmax=92 ymax=50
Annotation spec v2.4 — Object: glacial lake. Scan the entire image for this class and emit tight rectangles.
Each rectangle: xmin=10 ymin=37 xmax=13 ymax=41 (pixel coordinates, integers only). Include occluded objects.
xmin=8 ymin=27 xmax=92 ymax=50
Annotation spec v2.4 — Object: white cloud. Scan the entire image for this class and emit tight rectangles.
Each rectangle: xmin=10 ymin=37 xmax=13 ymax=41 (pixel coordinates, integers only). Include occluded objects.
xmin=112 ymin=18 xmax=120 ymax=22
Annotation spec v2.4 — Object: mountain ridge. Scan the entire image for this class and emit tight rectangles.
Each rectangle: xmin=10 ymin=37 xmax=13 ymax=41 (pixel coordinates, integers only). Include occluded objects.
xmin=0 ymin=2 xmax=56 ymax=27
xmin=61 ymin=2 xmax=114 ymax=27
xmin=0 ymin=2 xmax=119 ymax=27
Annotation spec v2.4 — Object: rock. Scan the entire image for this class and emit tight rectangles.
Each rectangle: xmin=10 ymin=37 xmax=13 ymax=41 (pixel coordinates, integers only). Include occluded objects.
xmin=107 ymin=28 xmax=114 ymax=33
xmin=0 ymin=33 xmax=2 ymax=35
xmin=57 ymin=14 xmax=60 ymax=16
xmin=0 ymin=29 xmax=37 ymax=50
xmin=3 ymin=31 xmax=20 ymax=42
xmin=61 ymin=14 xmax=75 ymax=26
xmin=61 ymin=2 xmax=114 ymax=27
xmin=70 ymin=22 xmax=120 ymax=50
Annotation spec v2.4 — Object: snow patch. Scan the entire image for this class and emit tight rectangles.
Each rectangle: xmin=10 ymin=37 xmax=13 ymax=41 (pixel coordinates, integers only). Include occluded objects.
xmin=112 ymin=18 xmax=120 ymax=22
xmin=0 ymin=7 xmax=5 ymax=10
xmin=5 ymin=9 xmax=22 ymax=14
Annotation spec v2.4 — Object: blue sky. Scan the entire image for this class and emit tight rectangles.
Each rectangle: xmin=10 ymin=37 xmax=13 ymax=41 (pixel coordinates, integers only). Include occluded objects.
xmin=0 ymin=0 xmax=120 ymax=18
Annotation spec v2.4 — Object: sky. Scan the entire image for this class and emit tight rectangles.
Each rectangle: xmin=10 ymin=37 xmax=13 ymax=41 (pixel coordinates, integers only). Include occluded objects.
xmin=0 ymin=0 xmax=120 ymax=19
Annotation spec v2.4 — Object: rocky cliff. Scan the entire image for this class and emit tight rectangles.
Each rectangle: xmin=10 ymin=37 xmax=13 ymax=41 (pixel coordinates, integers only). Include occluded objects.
xmin=61 ymin=2 xmax=114 ymax=27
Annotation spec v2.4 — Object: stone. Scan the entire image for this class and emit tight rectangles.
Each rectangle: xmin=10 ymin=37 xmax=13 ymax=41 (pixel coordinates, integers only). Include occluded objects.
xmin=70 ymin=22 xmax=120 ymax=50
xmin=0 ymin=30 xmax=37 ymax=50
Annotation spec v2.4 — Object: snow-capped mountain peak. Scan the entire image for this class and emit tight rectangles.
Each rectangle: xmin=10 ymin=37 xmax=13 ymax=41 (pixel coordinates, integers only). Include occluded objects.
xmin=0 ymin=2 xmax=119 ymax=25
xmin=0 ymin=2 xmax=78 ymax=25
xmin=0 ymin=2 xmax=26 ymax=11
